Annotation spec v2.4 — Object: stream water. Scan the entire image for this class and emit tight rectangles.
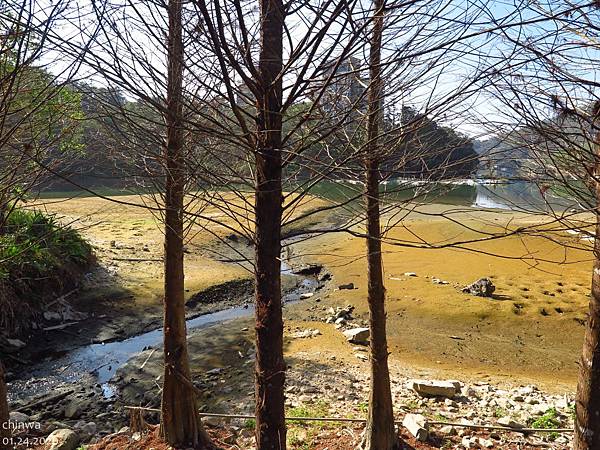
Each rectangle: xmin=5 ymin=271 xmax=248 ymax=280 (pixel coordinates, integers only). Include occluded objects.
xmin=8 ymin=270 xmax=318 ymax=403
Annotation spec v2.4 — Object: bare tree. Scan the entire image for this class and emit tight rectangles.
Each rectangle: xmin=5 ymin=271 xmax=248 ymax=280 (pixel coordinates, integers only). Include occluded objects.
xmin=160 ymin=0 xmax=214 ymax=447
xmin=476 ymin=3 xmax=600 ymax=448
xmin=42 ymin=1 xmax=218 ymax=446
xmin=361 ymin=0 xmax=397 ymax=448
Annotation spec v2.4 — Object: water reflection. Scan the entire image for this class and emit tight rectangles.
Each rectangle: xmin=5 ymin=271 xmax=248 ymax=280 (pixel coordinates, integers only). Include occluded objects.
xmin=308 ymin=179 xmax=572 ymax=212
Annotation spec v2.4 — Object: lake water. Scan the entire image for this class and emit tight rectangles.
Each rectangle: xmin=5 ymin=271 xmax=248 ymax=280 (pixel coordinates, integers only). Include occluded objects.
xmin=35 ymin=179 xmax=579 ymax=214
xmin=307 ymin=179 xmax=577 ymax=212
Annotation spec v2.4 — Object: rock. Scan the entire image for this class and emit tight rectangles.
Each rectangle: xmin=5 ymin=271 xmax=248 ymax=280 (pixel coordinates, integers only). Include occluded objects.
xmin=525 ymin=396 xmax=539 ymax=405
xmin=290 ymin=329 xmax=321 ymax=339
xmin=439 ymin=425 xmax=457 ymax=436
xmin=299 ymin=292 xmax=314 ymax=299
xmin=78 ymin=422 xmax=97 ymax=440
xmin=293 ymin=265 xmax=322 ymax=276
xmin=9 ymin=411 xmax=30 ymax=423
xmin=354 ymin=353 xmax=368 ymax=361
xmin=402 ymin=414 xmax=428 ymax=442
xmin=497 ymin=416 xmax=524 ymax=428
xmin=431 ymin=278 xmax=449 ymax=285
xmin=318 ymin=272 xmax=332 ymax=282
xmin=461 ymin=386 xmax=477 ymax=398
xmin=46 ymin=429 xmax=80 ymax=450
xmin=462 ymin=278 xmax=495 ymax=297
xmin=408 ymin=380 xmax=458 ymax=398
xmin=448 ymin=380 xmax=462 ymax=390
xmin=43 ymin=311 xmax=62 ymax=322
xmin=461 ymin=436 xmax=476 ymax=448
xmin=338 ymin=283 xmax=355 ymax=290
xmin=478 ymin=437 xmax=494 ymax=448
xmin=343 ymin=327 xmax=370 ymax=344
xmin=404 ymin=272 xmax=417 ymax=277
xmin=6 ymin=338 xmax=26 ymax=350
xmin=323 ymin=305 xmax=355 ymax=323
xmin=64 ymin=400 xmax=85 ymax=419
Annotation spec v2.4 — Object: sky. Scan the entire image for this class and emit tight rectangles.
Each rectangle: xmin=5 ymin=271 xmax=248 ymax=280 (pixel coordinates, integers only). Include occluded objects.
xmin=5 ymin=0 xmax=600 ymax=139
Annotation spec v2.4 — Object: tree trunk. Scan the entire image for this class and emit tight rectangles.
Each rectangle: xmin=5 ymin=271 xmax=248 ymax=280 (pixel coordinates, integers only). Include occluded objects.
xmin=0 ymin=361 xmax=9 ymax=442
xmin=574 ymin=126 xmax=600 ymax=450
xmin=362 ymin=0 xmax=399 ymax=449
xmin=159 ymin=1 xmax=213 ymax=448
xmin=254 ymin=0 xmax=286 ymax=449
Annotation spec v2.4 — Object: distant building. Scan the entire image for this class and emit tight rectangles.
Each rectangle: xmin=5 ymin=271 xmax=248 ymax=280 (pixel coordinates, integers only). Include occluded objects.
xmin=318 ymin=56 xmax=367 ymax=115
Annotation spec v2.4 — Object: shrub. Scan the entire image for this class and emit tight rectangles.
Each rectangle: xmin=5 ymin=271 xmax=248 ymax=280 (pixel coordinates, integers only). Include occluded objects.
xmin=0 ymin=208 xmax=94 ymax=334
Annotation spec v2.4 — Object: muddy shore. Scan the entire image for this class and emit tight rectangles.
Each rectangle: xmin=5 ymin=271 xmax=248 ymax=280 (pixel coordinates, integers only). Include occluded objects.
xmin=3 ymin=194 xmax=593 ymax=447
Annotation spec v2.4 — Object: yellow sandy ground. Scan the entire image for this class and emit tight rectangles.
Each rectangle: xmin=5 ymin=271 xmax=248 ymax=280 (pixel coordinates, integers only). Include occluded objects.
xmin=32 ymin=195 xmax=593 ymax=391
xmin=290 ymin=204 xmax=593 ymax=392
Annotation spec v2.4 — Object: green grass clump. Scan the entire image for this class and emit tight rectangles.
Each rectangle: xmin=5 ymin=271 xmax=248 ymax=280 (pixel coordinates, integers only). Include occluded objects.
xmin=243 ymin=418 xmax=256 ymax=429
xmin=0 ymin=209 xmax=92 ymax=281
xmin=529 ymin=407 xmax=562 ymax=440
xmin=0 ymin=208 xmax=94 ymax=333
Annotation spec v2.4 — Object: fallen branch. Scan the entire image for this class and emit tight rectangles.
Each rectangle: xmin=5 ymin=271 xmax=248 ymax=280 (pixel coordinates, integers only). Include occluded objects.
xmin=44 ymin=289 xmax=79 ymax=308
xmin=139 ymin=348 xmax=156 ymax=370
xmin=14 ymin=390 xmax=74 ymax=413
xmin=42 ymin=322 xmax=79 ymax=331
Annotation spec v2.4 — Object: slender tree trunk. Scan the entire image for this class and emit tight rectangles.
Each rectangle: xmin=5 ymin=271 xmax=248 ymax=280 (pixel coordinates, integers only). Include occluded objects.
xmin=254 ymin=0 xmax=286 ymax=448
xmin=159 ymin=1 xmax=213 ymax=448
xmin=362 ymin=1 xmax=398 ymax=449
xmin=0 ymin=361 xmax=9 ymax=442
xmin=574 ymin=124 xmax=600 ymax=450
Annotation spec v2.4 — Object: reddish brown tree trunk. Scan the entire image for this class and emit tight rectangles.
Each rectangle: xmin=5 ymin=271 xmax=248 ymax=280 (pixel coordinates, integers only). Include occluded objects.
xmin=0 ymin=361 xmax=9 ymax=442
xmin=253 ymin=0 xmax=286 ymax=448
xmin=159 ymin=1 xmax=213 ymax=448
xmin=574 ymin=127 xmax=600 ymax=450
xmin=362 ymin=0 xmax=398 ymax=449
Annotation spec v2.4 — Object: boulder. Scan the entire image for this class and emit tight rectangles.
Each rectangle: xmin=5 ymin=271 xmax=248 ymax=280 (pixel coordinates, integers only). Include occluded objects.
xmin=77 ymin=422 xmax=97 ymax=441
xmin=497 ymin=416 xmax=524 ymax=428
xmin=64 ymin=400 xmax=85 ymax=419
xmin=402 ymin=413 xmax=428 ymax=442
xmin=439 ymin=425 xmax=456 ymax=436
xmin=338 ymin=283 xmax=355 ymax=290
xmin=9 ymin=411 xmax=30 ymax=424
xmin=462 ymin=278 xmax=495 ymax=297
xmin=45 ymin=429 xmax=79 ymax=450
xmin=408 ymin=379 xmax=458 ymax=398
xmin=43 ymin=311 xmax=62 ymax=322
xmin=343 ymin=327 xmax=370 ymax=344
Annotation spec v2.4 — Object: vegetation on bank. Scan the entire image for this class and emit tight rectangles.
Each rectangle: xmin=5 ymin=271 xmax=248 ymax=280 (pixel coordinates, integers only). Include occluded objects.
xmin=0 ymin=209 xmax=94 ymax=335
